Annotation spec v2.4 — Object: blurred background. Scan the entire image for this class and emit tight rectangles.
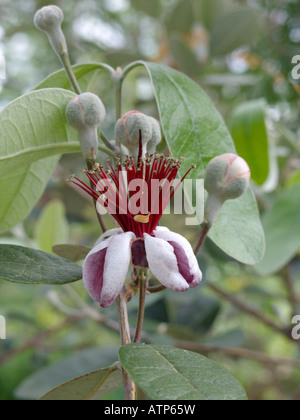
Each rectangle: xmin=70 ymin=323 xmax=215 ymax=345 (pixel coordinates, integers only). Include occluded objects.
xmin=1 ymin=0 xmax=300 ymax=400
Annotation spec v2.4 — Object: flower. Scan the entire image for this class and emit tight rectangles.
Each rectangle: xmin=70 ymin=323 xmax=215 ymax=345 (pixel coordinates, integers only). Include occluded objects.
xmin=83 ymin=227 xmax=202 ymax=308
xmin=69 ymin=127 xmax=202 ymax=307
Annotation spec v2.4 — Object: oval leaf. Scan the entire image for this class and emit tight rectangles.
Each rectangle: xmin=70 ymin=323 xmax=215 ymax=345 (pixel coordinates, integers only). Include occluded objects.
xmin=15 ymin=347 xmax=119 ymax=400
xmin=0 ymin=88 xmax=78 ymax=176
xmin=40 ymin=366 xmax=122 ymax=401
xmin=229 ymin=99 xmax=270 ymax=185
xmin=209 ymin=188 xmax=265 ymax=265
xmin=52 ymin=244 xmax=91 ymax=262
xmin=35 ymin=63 xmax=113 ymax=91
xmin=0 ymin=155 xmax=59 ymax=234
xmin=0 ymin=245 xmax=82 ymax=285
xmin=119 ymin=344 xmax=247 ymax=400
xmin=136 ymin=61 xmax=264 ymax=264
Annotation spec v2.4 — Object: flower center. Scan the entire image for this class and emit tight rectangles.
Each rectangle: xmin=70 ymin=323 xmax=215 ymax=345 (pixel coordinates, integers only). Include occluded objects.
xmin=131 ymin=239 xmax=149 ymax=269
xmin=69 ymin=132 xmax=195 ymax=237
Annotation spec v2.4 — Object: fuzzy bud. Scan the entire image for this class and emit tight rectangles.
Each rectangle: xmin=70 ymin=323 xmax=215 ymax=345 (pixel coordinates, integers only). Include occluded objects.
xmin=66 ymin=93 xmax=106 ymax=162
xmin=34 ymin=5 xmax=67 ymax=57
xmin=204 ymin=153 xmax=251 ymax=226
xmin=147 ymin=117 xmax=162 ymax=155
xmin=115 ymin=111 xmax=152 ymax=158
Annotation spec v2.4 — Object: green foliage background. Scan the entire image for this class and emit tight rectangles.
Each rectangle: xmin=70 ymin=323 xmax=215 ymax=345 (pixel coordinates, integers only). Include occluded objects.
xmin=1 ymin=0 xmax=300 ymax=400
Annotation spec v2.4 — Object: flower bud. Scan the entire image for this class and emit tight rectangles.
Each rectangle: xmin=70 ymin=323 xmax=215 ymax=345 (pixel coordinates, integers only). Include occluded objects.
xmin=204 ymin=153 xmax=251 ymax=226
xmin=147 ymin=117 xmax=162 ymax=155
xmin=34 ymin=5 xmax=67 ymax=57
xmin=66 ymin=93 xmax=106 ymax=162
xmin=115 ymin=111 xmax=152 ymax=158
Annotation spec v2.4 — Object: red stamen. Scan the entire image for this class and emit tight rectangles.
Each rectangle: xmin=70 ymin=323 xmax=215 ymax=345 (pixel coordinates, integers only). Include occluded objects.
xmin=69 ymin=138 xmax=195 ymax=237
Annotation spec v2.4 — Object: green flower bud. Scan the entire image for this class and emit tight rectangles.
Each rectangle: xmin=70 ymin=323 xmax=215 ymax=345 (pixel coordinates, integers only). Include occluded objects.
xmin=115 ymin=111 xmax=152 ymax=158
xmin=34 ymin=5 xmax=67 ymax=57
xmin=204 ymin=153 xmax=251 ymax=226
xmin=66 ymin=93 xmax=106 ymax=162
xmin=147 ymin=117 xmax=162 ymax=155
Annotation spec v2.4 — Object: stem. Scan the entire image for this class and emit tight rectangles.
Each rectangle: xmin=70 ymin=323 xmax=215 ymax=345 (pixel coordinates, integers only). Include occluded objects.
xmin=87 ymin=160 xmax=107 ymax=233
xmin=114 ymin=68 xmax=124 ymax=152
xmin=60 ymin=52 xmax=81 ymax=95
xmin=282 ymin=265 xmax=299 ymax=317
xmin=115 ymin=77 xmax=123 ymax=122
xmin=194 ymin=222 xmax=211 ymax=255
xmin=147 ymin=284 xmax=166 ymax=294
xmin=100 ymin=131 xmax=117 ymax=153
xmin=176 ymin=340 xmax=300 ymax=367
xmin=134 ymin=271 xmax=148 ymax=343
xmin=116 ymin=291 xmax=137 ymax=400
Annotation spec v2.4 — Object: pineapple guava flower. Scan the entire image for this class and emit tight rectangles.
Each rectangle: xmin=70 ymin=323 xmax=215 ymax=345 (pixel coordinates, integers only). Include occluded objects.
xmin=69 ymin=124 xmax=202 ymax=307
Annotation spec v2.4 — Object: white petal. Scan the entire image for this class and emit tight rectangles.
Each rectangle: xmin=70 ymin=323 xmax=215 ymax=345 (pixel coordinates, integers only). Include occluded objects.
xmin=82 ymin=236 xmax=112 ymax=303
xmin=94 ymin=228 xmax=123 ymax=247
xmin=100 ymin=231 xmax=135 ymax=308
xmin=144 ymin=234 xmax=190 ymax=291
xmin=153 ymin=228 xmax=202 ymax=287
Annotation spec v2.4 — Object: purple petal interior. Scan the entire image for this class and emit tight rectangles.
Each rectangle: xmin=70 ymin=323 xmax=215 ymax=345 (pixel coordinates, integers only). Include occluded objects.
xmin=84 ymin=248 xmax=107 ymax=302
xmin=168 ymin=241 xmax=194 ymax=285
xmin=131 ymin=239 xmax=149 ymax=269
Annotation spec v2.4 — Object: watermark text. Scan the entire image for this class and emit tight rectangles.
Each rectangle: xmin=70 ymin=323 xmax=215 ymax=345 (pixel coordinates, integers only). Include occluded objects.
xmin=0 ymin=315 xmax=6 ymax=340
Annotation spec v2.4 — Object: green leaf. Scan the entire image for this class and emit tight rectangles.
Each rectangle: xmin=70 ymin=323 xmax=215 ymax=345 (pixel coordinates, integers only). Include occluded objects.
xmin=34 ymin=63 xmax=113 ymax=92
xmin=0 ymin=245 xmax=82 ymax=285
xmin=40 ymin=366 xmax=122 ymax=401
xmin=209 ymin=188 xmax=265 ymax=265
xmin=229 ymin=99 xmax=270 ymax=186
xmin=52 ymin=244 xmax=91 ymax=262
xmin=255 ymin=182 xmax=300 ymax=276
xmin=15 ymin=347 xmax=119 ymax=400
xmin=0 ymin=156 xmax=59 ymax=234
xmin=119 ymin=344 xmax=247 ymax=400
xmin=135 ymin=61 xmax=264 ymax=264
xmin=35 ymin=200 xmax=69 ymax=254
xmin=210 ymin=8 xmax=260 ymax=56
xmin=0 ymin=88 xmax=78 ymax=176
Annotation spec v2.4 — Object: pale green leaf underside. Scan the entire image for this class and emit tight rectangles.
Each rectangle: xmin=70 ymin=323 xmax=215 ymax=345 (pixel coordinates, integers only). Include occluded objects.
xmin=0 ymin=88 xmax=78 ymax=176
xmin=0 ymin=156 xmax=59 ymax=233
xmin=119 ymin=344 xmax=248 ymax=400
xmin=34 ymin=63 xmax=112 ymax=91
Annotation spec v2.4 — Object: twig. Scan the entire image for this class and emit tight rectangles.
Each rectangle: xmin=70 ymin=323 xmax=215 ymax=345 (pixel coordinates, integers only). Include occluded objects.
xmin=87 ymin=160 xmax=107 ymax=233
xmin=134 ymin=271 xmax=148 ymax=343
xmin=147 ymin=284 xmax=166 ymax=294
xmin=207 ymin=282 xmax=294 ymax=341
xmin=176 ymin=340 xmax=300 ymax=367
xmin=194 ymin=222 xmax=210 ymax=255
xmin=282 ymin=265 xmax=299 ymax=317
xmin=116 ymin=290 xmax=136 ymax=400
xmin=0 ymin=315 xmax=82 ymax=365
